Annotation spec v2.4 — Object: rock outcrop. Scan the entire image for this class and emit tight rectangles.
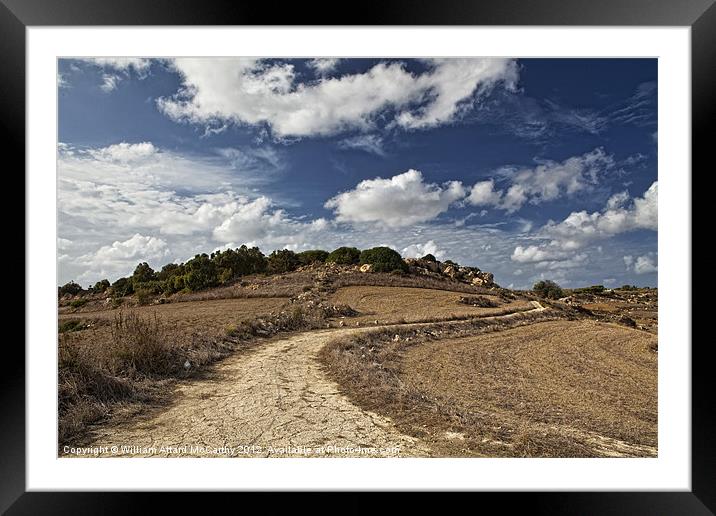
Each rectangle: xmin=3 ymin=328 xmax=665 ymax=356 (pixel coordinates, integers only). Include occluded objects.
xmin=403 ymin=257 xmax=497 ymax=288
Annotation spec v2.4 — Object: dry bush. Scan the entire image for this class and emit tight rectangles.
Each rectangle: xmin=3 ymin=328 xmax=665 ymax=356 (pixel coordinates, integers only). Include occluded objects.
xmin=58 ymin=311 xmax=237 ymax=448
xmin=225 ymin=298 xmax=346 ymax=341
xmin=110 ymin=312 xmax=172 ymax=375
xmin=457 ymin=295 xmax=500 ymax=308
xmin=58 ymin=332 xmax=144 ymax=445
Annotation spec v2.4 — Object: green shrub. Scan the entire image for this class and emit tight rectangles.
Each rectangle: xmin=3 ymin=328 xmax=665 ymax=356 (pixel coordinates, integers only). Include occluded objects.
xmin=111 ymin=277 xmax=134 ymax=297
xmin=156 ymin=263 xmax=185 ymax=292
xmin=532 ymin=280 xmax=565 ymax=299
xmin=297 ymin=249 xmax=329 ymax=265
xmin=359 ymin=246 xmax=408 ymax=273
xmin=211 ymin=245 xmax=267 ymax=282
xmin=458 ymin=295 xmax=499 ymax=308
xmin=421 ymin=253 xmax=437 ymax=262
xmin=131 ymin=262 xmax=156 ymax=284
xmin=171 ymin=275 xmax=186 ymax=292
xmin=218 ymin=267 xmax=233 ymax=284
xmin=70 ymin=299 xmax=88 ymax=309
xmin=326 ymin=246 xmax=361 ymax=265
xmin=135 ymin=288 xmax=152 ymax=306
xmin=182 ymin=253 xmax=218 ymax=291
xmin=59 ymin=281 xmax=83 ymax=297
xmin=91 ymin=279 xmax=110 ymax=293
xmin=59 ymin=320 xmax=85 ymax=333
xmin=267 ymin=249 xmax=300 ymax=274
xmin=156 ymin=263 xmax=183 ymax=281
xmin=574 ymin=285 xmax=606 ymax=295
xmin=134 ymin=280 xmax=165 ymax=295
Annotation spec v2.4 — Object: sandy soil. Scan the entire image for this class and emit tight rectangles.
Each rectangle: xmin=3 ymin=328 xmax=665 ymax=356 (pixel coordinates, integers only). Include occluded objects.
xmin=329 ymin=286 xmax=532 ymax=324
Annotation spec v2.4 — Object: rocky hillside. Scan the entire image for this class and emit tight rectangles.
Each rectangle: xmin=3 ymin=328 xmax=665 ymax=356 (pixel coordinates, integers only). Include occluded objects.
xmin=403 ymin=257 xmax=496 ymax=287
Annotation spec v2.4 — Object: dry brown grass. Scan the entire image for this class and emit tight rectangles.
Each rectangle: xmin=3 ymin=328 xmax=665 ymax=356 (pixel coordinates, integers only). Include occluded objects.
xmin=329 ymin=286 xmax=532 ymax=325
xmin=58 ymin=297 xmax=286 ymax=327
xmin=320 ymin=317 xmax=657 ymax=458
xmin=58 ymin=296 xmax=287 ymax=448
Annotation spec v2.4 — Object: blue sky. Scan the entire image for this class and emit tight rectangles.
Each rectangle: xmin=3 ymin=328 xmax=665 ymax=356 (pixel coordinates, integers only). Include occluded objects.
xmin=57 ymin=57 xmax=657 ymax=289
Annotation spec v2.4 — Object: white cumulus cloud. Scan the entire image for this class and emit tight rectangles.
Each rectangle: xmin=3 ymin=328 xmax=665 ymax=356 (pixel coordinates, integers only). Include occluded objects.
xmin=467 ymin=179 xmax=503 ymax=207
xmin=539 ymin=181 xmax=657 ymax=250
xmin=625 ymin=253 xmax=658 ymax=274
xmin=634 ymin=255 xmax=658 ymax=274
xmin=509 ymin=182 xmax=657 ymax=276
xmin=401 ymin=240 xmax=445 ymax=259
xmin=324 ymin=169 xmax=465 ymax=227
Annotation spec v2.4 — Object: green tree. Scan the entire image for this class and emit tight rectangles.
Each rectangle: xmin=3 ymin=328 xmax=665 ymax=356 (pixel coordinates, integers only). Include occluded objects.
xmin=58 ymin=281 xmax=83 ymax=297
xmin=359 ymin=246 xmax=408 ymax=273
xmin=326 ymin=246 xmax=361 ymax=265
xmin=211 ymin=245 xmax=267 ymax=282
xmin=532 ymin=280 xmax=565 ymax=299
xmin=132 ymin=262 xmax=156 ymax=284
xmin=297 ymin=249 xmax=329 ymax=265
xmin=155 ymin=263 xmax=186 ymax=293
xmin=91 ymin=279 xmax=110 ymax=293
xmin=183 ymin=253 xmax=218 ymax=291
xmin=156 ymin=263 xmax=183 ymax=281
xmin=110 ymin=277 xmax=134 ymax=297
xmin=267 ymin=249 xmax=300 ymax=274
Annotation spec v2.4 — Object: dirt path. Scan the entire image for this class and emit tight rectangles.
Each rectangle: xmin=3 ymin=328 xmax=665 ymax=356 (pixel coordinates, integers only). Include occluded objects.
xmin=78 ymin=302 xmax=546 ymax=458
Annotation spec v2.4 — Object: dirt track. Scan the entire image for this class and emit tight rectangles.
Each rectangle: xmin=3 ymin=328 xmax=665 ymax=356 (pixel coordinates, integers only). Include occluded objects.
xmin=76 ymin=303 xmax=544 ymax=458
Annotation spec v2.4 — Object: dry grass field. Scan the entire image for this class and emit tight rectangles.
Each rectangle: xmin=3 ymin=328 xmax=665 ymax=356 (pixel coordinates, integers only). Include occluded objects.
xmin=59 ymin=297 xmax=286 ymax=334
xmin=321 ymin=319 xmax=657 ymax=457
xmin=329 ymin=286 xmax=533 ymax=324
xmin=58 ymin=297 xmax=287 ymax=445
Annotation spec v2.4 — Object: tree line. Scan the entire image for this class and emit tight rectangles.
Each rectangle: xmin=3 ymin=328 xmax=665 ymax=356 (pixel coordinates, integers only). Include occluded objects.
xmin=58 ymin=245 xmax=409 ymax=298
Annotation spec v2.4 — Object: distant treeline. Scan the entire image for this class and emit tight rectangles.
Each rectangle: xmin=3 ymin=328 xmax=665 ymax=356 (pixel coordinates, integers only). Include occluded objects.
xmin=58 ymin=245 xmax=409 ymax=299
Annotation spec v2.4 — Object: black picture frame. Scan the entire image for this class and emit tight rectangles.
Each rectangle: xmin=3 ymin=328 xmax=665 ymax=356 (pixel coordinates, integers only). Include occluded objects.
xmin=4 ymin=0 xmax=709 ymax=512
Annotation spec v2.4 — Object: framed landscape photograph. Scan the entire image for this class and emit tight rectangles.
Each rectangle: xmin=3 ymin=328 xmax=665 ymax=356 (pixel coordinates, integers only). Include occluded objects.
xmin=7 ymin=0 xmax=712 ymax=512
